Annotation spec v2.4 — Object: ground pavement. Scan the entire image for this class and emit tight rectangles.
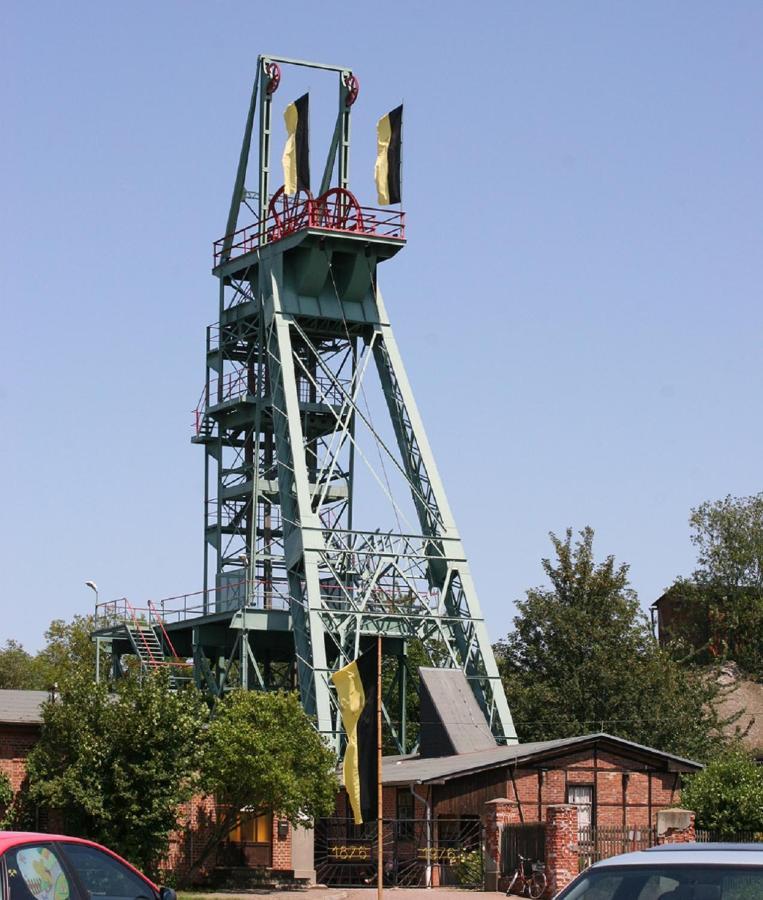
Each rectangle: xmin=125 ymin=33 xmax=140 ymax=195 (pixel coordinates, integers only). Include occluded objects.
xmin=179 ymin=889 xmax=492 ymax=900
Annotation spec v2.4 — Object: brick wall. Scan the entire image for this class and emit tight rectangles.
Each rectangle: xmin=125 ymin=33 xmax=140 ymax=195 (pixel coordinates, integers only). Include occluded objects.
xmin=0 ymin=724 xmax=40 ymax=793
xmin=433 ymin=747 xmax=684 ymax=828
xmin=162 ymin=794 xmax=220 ymax=879
xmin=270 ymin=814 xmax=292 ymax=871
xmin=545 ymin=805 xmax=579 ymax=897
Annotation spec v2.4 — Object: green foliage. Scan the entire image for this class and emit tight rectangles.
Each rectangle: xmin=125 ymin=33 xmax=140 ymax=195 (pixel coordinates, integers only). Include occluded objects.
xmin=185 ymin=690 xmax=338 ymax=882
xmin=35 ymin=615 xmax=109 ymax=687
xmin=452 ymin=849 xmax=483 ymax=885
xmin=667 ymin=494 xmax=763 ymax=674
xmin=202 ymin=690 xmax=337 ymax=824
xmin=381 ymin=639 xmax=433 ymax=754
xmin=0 ymin=640 xmax=45 ymax=690
xmin=496 ymin=527 xmax=727 ymax=762
xmin=691 ymin=494 xmax=763 ymax=590
xmin=681 ymin=747 xmax=763 ymax=835
xmin=0 ymin=771 xmax=14 ymax=828
xmin=0 ymin=616 xmax=109 ymax=691
xmin=26 ymin=673 xmax=206 ymax=876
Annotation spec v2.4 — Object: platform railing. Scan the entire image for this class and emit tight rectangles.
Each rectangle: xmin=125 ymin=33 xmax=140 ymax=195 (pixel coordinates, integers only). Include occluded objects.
xmin=214 ymin=193 xmax=405 ymax=266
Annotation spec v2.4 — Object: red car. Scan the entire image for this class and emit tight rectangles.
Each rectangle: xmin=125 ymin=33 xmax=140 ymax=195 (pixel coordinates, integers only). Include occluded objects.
xmin=0 ymin=833 xmax=177 ymax=900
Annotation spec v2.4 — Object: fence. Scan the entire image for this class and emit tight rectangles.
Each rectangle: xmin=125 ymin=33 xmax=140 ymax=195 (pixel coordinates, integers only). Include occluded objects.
xmin=578 ymin=825 xmax=656 ymax=870
xmin=697 ymin=829 xmax=763 ymax=843
xmin=501 ymin=823 xmax=546 ymax=876
xmin=315 ymin=817 xmax=483 ymax=888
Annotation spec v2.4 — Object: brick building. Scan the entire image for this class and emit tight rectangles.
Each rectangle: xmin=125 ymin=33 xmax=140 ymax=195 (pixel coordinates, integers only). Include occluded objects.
xmin=0 ymin=680 xmax=702 ymax=889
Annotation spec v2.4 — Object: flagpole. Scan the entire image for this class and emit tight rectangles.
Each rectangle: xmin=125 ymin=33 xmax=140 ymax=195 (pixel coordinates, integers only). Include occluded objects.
xmin=377 ymin=634 xmax=383 ymax=900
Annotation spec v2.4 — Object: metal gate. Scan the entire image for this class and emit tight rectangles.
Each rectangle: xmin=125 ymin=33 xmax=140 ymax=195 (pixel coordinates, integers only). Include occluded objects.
xmin=501 ymin=823 xmax=546 ymax=877
xmin=315 ymin=817 xmax=484 ymax=888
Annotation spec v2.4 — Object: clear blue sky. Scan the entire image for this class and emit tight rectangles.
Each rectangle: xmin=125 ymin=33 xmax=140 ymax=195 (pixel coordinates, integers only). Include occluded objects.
xmin=2 ymin=1 xmax=762 ymax=651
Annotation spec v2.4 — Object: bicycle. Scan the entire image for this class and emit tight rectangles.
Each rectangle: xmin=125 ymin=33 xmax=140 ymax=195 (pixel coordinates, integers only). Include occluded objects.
xmin=506 ymin=853 xmax=547 ymax=898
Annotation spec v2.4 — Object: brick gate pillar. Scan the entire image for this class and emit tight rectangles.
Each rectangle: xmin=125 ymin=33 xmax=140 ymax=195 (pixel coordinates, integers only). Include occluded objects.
xmin=545 ymin=804 xmax=579 ymax=897
xmin=482 ymin=798 xmax=521 ymax=891
xmin=656 ymin=809 xmax=695 ymax=845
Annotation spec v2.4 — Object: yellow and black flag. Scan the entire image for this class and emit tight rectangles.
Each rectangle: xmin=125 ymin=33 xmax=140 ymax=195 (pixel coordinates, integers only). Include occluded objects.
xmin=331 ymin=648 xmax=378 ymax=825
xmin=282 ymin=93 xmax=310 ymax=196
xmin=374 ymin=104 xmax=403 ymax=206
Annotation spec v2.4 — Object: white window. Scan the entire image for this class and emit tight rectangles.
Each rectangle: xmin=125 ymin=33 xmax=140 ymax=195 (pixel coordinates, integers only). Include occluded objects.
xmin=567 ymin=784 xmax=593 ymax=831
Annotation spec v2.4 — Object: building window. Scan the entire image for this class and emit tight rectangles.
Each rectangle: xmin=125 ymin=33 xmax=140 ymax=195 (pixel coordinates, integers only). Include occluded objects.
xmin=567 ymin=784 xmax=594 ymax=834
xmin=229 ymin=810 xmax=273 ymax=844
xmin=396 ymin=789 xmax=415 ymax=840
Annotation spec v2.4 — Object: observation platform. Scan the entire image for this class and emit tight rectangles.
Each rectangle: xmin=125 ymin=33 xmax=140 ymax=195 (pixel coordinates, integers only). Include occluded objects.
xmin=212 ymin=187 xmax=405 ymax=278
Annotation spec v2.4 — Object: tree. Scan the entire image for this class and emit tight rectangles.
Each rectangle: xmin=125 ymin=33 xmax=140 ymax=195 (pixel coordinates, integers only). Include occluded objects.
xmin=186 ymin=690 xmax=338 ymax=881
xmin=496 ymin=527 xmax=727 ymax=762
xmin=26 ymin=673 xmax=206 ymax=875
xmin=666 ymin=494 xmax=763 ymax=674
xmin=681 ymin=747 xmax=763 ymax=836
xmin=0 ymin=616 xmax=108 ymax=691
xmin=0 ymin=640 xmax=44 ymax=690
xmin=34 ymin=615 xmax=108 ymax=687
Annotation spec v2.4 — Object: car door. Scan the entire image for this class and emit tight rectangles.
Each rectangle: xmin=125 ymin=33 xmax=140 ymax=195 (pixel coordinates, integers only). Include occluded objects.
xmin=2 ymin=842 xmax=80 ymax=900
xmin=55 ymin=844 xmax=156 ymax=900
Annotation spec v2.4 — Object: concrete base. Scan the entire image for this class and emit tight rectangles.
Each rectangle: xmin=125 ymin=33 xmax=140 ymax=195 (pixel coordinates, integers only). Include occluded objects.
xmin=291 ymin=823 xmax=317 ymax=884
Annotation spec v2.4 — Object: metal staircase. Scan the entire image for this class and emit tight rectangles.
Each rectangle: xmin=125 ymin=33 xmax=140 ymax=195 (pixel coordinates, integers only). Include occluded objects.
xmin=126 ymin=621 xmax=164 ymax=669
xmin=122 ymin=600 xmax=191 ymax=687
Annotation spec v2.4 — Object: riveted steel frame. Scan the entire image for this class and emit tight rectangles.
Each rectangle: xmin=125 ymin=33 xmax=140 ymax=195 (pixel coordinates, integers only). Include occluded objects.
xmin=192 ymin=57 xmax=516 ymax=748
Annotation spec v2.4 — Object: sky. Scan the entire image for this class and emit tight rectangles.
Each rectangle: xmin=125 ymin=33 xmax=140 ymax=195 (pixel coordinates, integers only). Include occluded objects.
xmin=1 ymin=1 xmax=762 ymax=652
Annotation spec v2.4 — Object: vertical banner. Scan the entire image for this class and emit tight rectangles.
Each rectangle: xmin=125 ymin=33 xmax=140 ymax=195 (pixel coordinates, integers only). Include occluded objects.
xmin=374 ymin=105 xmax=403 ymax=205
xmin=331 ymin=647 xmax=379 ymax=825
xmin=282 ymin=93 xmax=310 ymax=195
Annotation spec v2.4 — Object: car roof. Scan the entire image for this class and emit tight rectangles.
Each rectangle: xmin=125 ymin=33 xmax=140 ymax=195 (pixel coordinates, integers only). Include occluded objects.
xmin=0 ymin=832 xmax=79 ymax=852
xmin=592 ymin=846 xmax=763 ymax=869
xmin=647 ymin=842 xmax=763 ymax=852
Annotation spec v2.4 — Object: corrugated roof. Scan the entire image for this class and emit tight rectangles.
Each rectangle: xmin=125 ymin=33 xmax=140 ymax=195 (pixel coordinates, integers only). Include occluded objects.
xmin=381 ymin=732 xmax=702 ymax=785
xmin=0 ymin=690 xmax=47 ymax=725
xmin=418 ymin=668 xmax=497 ymax=757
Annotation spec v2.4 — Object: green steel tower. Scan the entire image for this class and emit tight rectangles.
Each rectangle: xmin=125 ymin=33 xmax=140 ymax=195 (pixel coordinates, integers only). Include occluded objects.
xmin=94 ymin=55 xmax=516 ymax=752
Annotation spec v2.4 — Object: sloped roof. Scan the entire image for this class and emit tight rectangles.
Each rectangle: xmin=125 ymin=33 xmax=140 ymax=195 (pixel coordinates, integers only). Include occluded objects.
xmin=381 ymin=732 xmax=702 ymax=786
xmin=0 ymin=690 xmax=47 ymax=725
xmin=418 ymin=668 xmax=497 ymax=757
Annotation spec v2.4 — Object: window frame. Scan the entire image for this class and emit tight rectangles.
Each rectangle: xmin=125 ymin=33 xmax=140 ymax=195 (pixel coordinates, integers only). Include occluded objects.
xmin=54 ymin=842 xmax=157 ymax=900
xmin=566 ymin=783 xmax=595 ymax=831
xmin=395 ymin=789 xmax=415 ymax=841
xmin=1 ymin=841 xmax=81 ymax=900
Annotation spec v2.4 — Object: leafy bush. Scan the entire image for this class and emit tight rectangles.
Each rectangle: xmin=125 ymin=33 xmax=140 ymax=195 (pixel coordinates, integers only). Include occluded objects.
xmin=682 ymin=747 xmax=763 ymax=836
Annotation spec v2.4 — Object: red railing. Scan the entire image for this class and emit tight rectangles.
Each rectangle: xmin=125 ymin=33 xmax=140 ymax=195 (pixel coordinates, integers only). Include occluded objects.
xmin=214 ymin=188 xmax=405 ymax=266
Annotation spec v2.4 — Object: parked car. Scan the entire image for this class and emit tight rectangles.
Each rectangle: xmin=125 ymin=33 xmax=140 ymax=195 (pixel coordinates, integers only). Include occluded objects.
xmin=0 ymin=832 xmax=177 ymax=900
xmin=555 ymin=843 xmax=763 ymax=899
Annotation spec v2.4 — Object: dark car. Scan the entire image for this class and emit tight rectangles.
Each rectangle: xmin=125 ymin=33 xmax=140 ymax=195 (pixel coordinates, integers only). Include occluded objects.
xmin=0 ymin=832 xmax=177 ymax=900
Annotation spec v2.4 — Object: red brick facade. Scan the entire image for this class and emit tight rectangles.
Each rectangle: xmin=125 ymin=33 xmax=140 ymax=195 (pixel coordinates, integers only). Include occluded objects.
xmin=0 ymin=724 xmax=39 ymax=794
xmin=412 ymin=745 xmax=685 ymax=827
xmin=545 ymin=805 xmax=579 ymax=896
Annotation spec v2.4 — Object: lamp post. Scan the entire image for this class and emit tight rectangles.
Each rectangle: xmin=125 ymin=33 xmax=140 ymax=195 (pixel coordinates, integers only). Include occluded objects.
xmin=85 ymin=581 xmax=100 ymax=682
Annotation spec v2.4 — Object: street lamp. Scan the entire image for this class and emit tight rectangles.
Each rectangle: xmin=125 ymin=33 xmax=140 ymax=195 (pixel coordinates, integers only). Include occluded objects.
xmin=85 ymin=581 xmax=101 ymax=682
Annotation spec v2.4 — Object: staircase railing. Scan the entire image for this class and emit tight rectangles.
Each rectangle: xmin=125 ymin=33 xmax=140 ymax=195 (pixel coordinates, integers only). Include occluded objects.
xmin=124 ymin=599 xmax=161 ymax=667
xmin=147 ymin=600 xmax=191 ymax=667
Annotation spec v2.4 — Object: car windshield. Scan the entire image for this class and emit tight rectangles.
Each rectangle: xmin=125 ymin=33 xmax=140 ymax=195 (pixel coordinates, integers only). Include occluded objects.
xmin=559 ymin=865 xmax=763 ymax=900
